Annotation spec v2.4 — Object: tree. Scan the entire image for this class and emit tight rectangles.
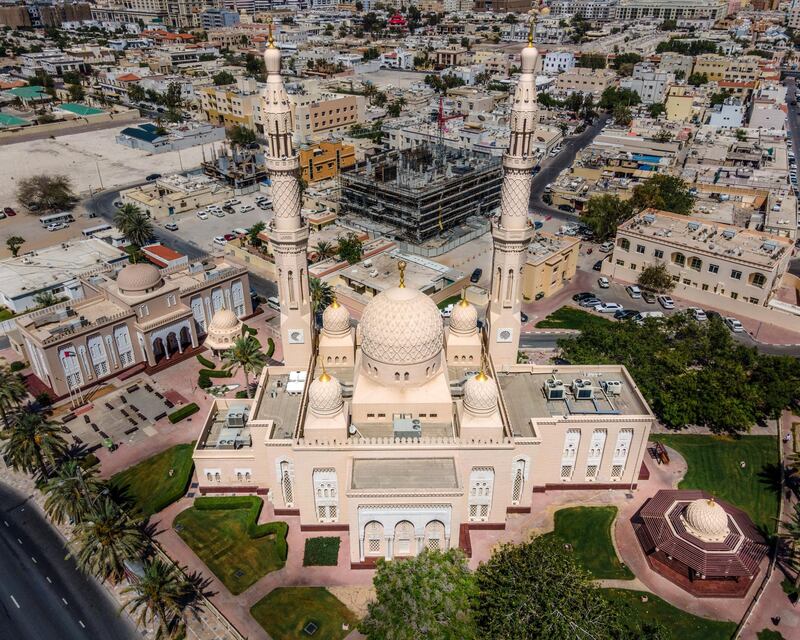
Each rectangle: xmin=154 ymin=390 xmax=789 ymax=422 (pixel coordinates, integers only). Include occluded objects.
xmin=17 ymin=174 xmax=76 ymax=212
xmin=226 ymin=124 xmax=256 ymax=146
xmin=0 ymin=366 xmax=26 ymax=428
xmin=630 ymin=175 xmax=695 ymax=215
xmin=70 ymin=497 xmax=148 ymax=582
xmin=309 ymin=277 xmax=333 ymax=316
xmin=360 ymin=550 xmax=477 ymax=640
xmin=386 ymin=98 xmax=404 ymax=117
xmin=637 ymin=263 xmax=675 ymax=293
xmin=780 ymin=503 xmax=800 ymax=589
xmin=648 ymin=102 xmax=666 ymax=118
xmin=121 ymin=557 xmax=203 ymax=640
xmin=68 ymin=83 xmax=85 ymax=102
xmin=223 ymin=334 xmax=267 ymax=398
xmin=44 ymin=459 xmax=106 ymax=525
xmin=163 ymin=82 xmax=183 ymax=111
xmin=247 ymin=221 xmax=265 ymax=248
xmin=612 ymin=52 xmax=643 ymax=74
xmin=582 ymin=194 xmax=634 ymax=241
xmin=337 ymin=232 xmax=363 ymax=264
xmin=313 ymin=241 xmax=335 ymax=261
xmin=599 ymin=87 xmax=640 ymax=111
xmin=687 ymin=72 xmax=709 ymax=86
xmin=33 ymin=290 xmax=59 ymax=308
xmin=114 ymin=204 xmax=153 ymax=250
xmin=653 ymin=129 xmax=672 ymax=143
xmin=709 ymin=91 xmax=731 ymax=107
xmin=6 ymin=235 xmax=25 ymax=257
xmin=475 ymin=536 xmax=623 ymax=640
xmin=0 ymin=411 xmax=67 ymax=478
xmin=613 ymin=104 xmax=632 ymax=126
xmin=578 ymin=53 xmax=606 ymax=70
xmin=213 ymin=71 xmax=235 ymax=86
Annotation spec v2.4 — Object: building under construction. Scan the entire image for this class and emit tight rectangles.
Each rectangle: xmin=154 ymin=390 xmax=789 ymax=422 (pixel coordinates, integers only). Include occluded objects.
xmin=339 ymin=144 xmax=503 ymax=243
xmin=201 ymin=143 xmax=267 ymax=193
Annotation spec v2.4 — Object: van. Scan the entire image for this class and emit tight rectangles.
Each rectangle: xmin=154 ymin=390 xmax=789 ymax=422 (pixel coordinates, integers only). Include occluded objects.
xmin=599 ymin=241 xmax=614 ymax=253
xmin=267 ymin=296 xmax=280 ymax=311
xmin=232 ymin=227 xmax=249 ymax=237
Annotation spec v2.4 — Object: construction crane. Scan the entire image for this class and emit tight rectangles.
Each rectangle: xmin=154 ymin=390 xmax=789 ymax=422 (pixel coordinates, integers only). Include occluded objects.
xmin=436 ymin=93 xmax=462 ymax=169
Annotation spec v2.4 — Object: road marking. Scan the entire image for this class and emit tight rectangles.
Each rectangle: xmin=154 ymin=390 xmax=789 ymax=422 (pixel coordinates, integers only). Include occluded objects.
xmin=10 ymin=596 xmax=19 ymax=609
xmin=3 ymin=520 xmax=8 ymax=527
xmin=46 ymin=576 xmax=52 ymax=584
xmin=61 ymin=598 xmax=68 ymax=606
xmin=16 ymin=538 xmax=22 ymax=545
xmin=78 ymin=621 xmax=85 ymax=629
xmin=31 ymin=556 xmax=37 ymax=564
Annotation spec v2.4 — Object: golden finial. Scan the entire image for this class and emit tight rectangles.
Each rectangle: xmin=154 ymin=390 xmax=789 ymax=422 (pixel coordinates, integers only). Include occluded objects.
xmin=397 ymin=259 xmax=407 ymax=288
xmin=458 ymin=287 xmax=470 ymax=307
xmin=330 ymin=294 xmax=340 ymax=309
xmin=267 ymin=16 xmax=275 ymax=48
xmin=528 ymin=1 xmax=550 ymax=48
xmin=475 ymin=348 xmax=489 ymax=381
xmin=528 ymin=16 xmax=534 ymax=47
xmin=320 ymin=362 xmax=331 ymax=382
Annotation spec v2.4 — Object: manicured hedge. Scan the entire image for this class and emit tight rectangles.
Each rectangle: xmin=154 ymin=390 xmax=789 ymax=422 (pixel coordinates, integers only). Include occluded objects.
xmin=235 ymin=390 xmax=249 ymax=398
xmin=80 ymin=453 xmax=100 ymax=469
xmin=9 ymin=361 xmax=26 ymax=372
xmin=198 ymin=375 xmax=212 ymax=389
xmin=200 ymin=368 xmax=232 ymax=378
xmin=193 ymin=496 xmax=288 ymax=560
xmin=168 ymin=403 xmax=200 ymax=424
xmin=266 ymin=337 xmax=275 ymax=358
xmin=196 ymin=354 xmax=216 ymax=369
xmin=242 ymin=324 xmax=258 ymax=336
xmin=303 ymin=536 xmax=340 ymax=566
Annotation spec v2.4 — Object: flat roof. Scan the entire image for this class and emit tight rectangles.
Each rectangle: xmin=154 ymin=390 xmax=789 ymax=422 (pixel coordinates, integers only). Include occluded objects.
xmin=5 ymin=85 xmax=48 ymax=100
xmin=0 ymin=113 xmax=28 ymax=127
xmin=351 ymin=458 xmax=458 ymax=490
xmin=253 ymin=373 xmax=303 ymax=440
xmin=58 ymin=103 xmax=104 ymax=116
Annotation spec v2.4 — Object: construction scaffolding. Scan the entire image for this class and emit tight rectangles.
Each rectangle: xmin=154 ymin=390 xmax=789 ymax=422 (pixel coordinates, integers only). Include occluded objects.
xmin=201 ymin=142 xmax=268 ymax=194
xmin=339 ymin=144 xmax=503 ymax=243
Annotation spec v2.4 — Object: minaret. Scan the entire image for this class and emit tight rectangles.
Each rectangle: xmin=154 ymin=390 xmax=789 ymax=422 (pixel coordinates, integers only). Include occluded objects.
xmin=487 ymin=12 xmax=544 ymax=368
xmin=262 ymin=25 xmax=313 ymax=368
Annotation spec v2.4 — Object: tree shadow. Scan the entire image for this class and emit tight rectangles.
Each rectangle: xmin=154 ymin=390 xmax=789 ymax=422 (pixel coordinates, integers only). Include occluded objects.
xmin=757 ymin=462 xmax=783 ymax=498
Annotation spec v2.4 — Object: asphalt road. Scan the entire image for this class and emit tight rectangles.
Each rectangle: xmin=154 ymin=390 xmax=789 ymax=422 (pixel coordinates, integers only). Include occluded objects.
xmin=781 ymin=76 xmax=800 ymax=278
xmin=0 ymin=483 xmax=138 ymax=640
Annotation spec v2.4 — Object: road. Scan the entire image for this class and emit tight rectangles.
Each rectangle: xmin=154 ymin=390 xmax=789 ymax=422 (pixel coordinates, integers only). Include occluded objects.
xmin=0 ymin=483 xmax=138 ymax=640
xmin=781 ymin=76 xmax=800 ymax=278
xmin=84 ymin=188 xmax=278 ymax=300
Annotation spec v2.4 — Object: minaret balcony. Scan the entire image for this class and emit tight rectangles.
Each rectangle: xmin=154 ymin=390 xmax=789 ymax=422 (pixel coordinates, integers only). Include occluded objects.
xmin=265 ymin=155 xmax=300 ymax=171
xmin=502 ymin=154 xmax=537 ymax=171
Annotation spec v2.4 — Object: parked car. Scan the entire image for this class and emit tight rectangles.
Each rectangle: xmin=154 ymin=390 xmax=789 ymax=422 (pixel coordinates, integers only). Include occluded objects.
xmin=213 ymin=236 xmax=227 ymax=246
xmin=578 ymin=297 xmax=602 ymax=308
xmin=641 ymin=291 xmax=656 ymax=304
xmin=596 ymin=277 xmax=608 ymax=288
xmin=239 ymin=205 xmax=254 ymax=213
xmin=572 ymin=292 xmax=594 ymax=302
xmin=614 ymin=309 xmax=639 ymax=320
xmin=596 ymin=302 xmax=623 ymax=313
xmin=592 ymin=260 xmax=604 ymax=271
xmin=657 ymin=295 xmax=675 ymax=309
xmin=0 ymin=212 xmax=7 ymax=219
xmin=196 ymin=211 xmax=208 ymax=220
xmin=3 ymin=207 xmax=16 ymax=216
xmin=224 ymin=233 xmax=236 ymax=241
xmin=145 ymin=173 xmax=161 ymax=181
xmin=520 ymin=312 xmax=529 ymax=323
xmin=441 ymin=304 xmax=454 ymax=318
xmin=705 ymin=310 xmax=723 ymax=322
xmin=165 ymin=222 xmax=178 ymax=231
xmin=225 ymin=199 xmax=241 ymax=206
xmin=212 ymin=210 xmax=226 ymax=218
xmin=725 ymin=317 xmax=744 ymax=332
xmin=635 ymin=311 xmax=665 ymax=323
xmin=625 ymin=285 xmax=642 ymax=299
xmin=599 ymin=241 xmax=614 ymax=253
xmin=470 ymin=268 xmax=482 ymax=283
xmin=689 ymin=307 xmax=707 ymax=321
xmin=46 ymin=222 xmax=67 ymax=231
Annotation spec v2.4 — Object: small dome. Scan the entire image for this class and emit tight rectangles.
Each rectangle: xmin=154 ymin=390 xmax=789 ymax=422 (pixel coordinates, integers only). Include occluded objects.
xmin=263 ymin=45 xmax=281 ymax=74
xmin=683 ymin=499 xmax=730 ymax=543
xmin=322 ymin=299 xmax=350 ymax=336
xmin=308 ymin=371 xmax=343 ymax=416
xmin=464 ymin=371 xmax=497 ymax=416
xmin=360 ymin=285 xmax=443 ymax=366
xmin=449 ymin=297 xmax=477 ymax=335
xmin=520 ymin=45 xmax=539 ymax=74
xmin=209 ymin=309 xmax=239 ymax=330
xmin=116 ymin=263 xmax=163 ymax=295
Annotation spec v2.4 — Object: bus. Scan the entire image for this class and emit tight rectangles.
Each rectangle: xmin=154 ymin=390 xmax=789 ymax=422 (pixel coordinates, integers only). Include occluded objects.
xmin=39 ymin=212 xmax=75 ymax=228
xmin=82 ymin=223 xmax=112 ymax=238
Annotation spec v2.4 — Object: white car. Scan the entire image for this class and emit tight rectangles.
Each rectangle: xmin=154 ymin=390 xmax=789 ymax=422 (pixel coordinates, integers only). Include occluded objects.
xmin=196 ymin=211 xmax=208 ymax=220
xmin=213 ymin=236 xmax=227 ymax=247
xmin=239 ymin=205 xmax=254 ymax=213
xmin=599 ymin=241 xmax=614 ymax=253
xmin=596 ymin=302 xmax=623 ymax=313
xmin=212 ymin=210 xmax=226 ymax=218
xmin=725 ymin=317 xmax=744 ymax=332
xmin=657 ymin=295 xmax=675 ymax=309
xmin=625 ymin=285 xmax=642 ymax=299
xmin=46 ymin=222 xmax=67 ymax=231
xmin=165 ymin=222 xmax=178 ymax=231
xmin=598 ymin=277 xmax=610 ymax=288
xmin=689 ymin=307 xmax=707 ymax=321
xmin=440 ymin=304 xmax=454 ymax=318
xmin=224 ymin=199 xmax=241 ymax=206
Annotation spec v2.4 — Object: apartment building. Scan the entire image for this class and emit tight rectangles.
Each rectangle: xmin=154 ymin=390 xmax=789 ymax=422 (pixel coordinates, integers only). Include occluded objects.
xmin=555 ymin=68 xmax=617 ymax=97
xmin=692 ymin=54 xmax=728 ymax=82
xmin=614 ymin=0 xmax=727 ymax=22
xmin=200 ymin=7 xmax=239 ymax=28
xmin=542 ymin=51 xmax=576 ymax=75
xmin=620 ymin=63 xmax=674 ymax=105
xmin=657 ymin=53 xmax=693 ymax=79
xmin=549 ymin=0 xmax=618 ymax=20
xmin=606 ymin=208 xmax=794 ymax=313
xmin=280 ymin=92 xmax=366 ymax=144
xmin=299 ymin=140 xmax=356 ymax=183
xmin=434 ymin=45 xmax=467 ymax=68
xmin=789 ymin=0 xmax=800 ymax=30
xmin=91 ymin=0 xmax=169 ymax=24
xmin=664 ymin=86 xmax=705 ymax=123
xmin=522 ymin=233 xmax=580 ymax=301
xmin=200 ymin=77 xmax=259 ymax=130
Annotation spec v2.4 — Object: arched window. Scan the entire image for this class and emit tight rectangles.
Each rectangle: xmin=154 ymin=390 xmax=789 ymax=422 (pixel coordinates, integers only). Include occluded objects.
xmin=394 ymin=372 xmax=400 ymax=380
xmin=671 ymin=252 xmax=685 ymax=267
xmin=403 ymin=372 xmax=409 ymax=381
xmin=468 ymin=467 xmax=494 ymax=521
xmin=689 ymin=257 xmax=702 ymax=271
xmin=280 ymin=461 xmax=294 ymax=507
xmin=511 ymin=458 xmax=528 ymax=505
xmin=394 ymin=521 xmax=415 ymax=556
xmin=424 ymin=520 xmax=446 ymax=551
xmin=365 ymin=521 xmax=384 ymax=556
xmin=749 ymin=272 xmax=766 ymax=288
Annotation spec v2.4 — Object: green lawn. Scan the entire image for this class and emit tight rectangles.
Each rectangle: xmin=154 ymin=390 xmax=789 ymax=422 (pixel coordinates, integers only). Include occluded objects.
xmin=544 ymin=506 xmax=633 ymax=580
xmin=437 ymin=294 xmax=463 ymax=310
xmin=602 ymin=589 xmax=736 ymax=640
xmin=250 ymin=587 xmax=358 ymax=640
xmin=111 ymin=443 xmax=194 ymax=517
xmin=0 ymin=308 xmax=15 ymax=321
xmin=174 ymin=499 xmax=287 ymax=595
xmin=651 ymin=434 xmax=780 ymax=533
xmin=535 ymin=306 xmax=613 ymax=331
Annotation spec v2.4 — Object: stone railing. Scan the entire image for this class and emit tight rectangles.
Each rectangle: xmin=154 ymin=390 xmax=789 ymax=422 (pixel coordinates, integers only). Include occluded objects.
xmin=180 ymin=265 xmax=248 ymax=295
xmin=287 ymin=435 xmax=515 ymax=449
xmin=41 ymin=309 xmax=131 ymax=346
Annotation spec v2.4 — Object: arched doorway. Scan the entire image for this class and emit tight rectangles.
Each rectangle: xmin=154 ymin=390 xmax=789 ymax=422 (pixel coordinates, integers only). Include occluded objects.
xmin=394 ymin=520 xmax=414 ymax=557
xmin=152 ymin=337 xmax=166 ymax=363
xmin=179 ymin=326 xmax=192 ymax=350
xmin=166 ymin=332 xmax=180 ymax=355
xmin=364 ymin=521 xmax=384 ymax=558
xmin=424 ymin=520 xmax=446 ymax=552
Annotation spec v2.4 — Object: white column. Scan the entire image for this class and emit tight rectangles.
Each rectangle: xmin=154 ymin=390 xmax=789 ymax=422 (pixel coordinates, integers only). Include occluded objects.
xmin=385 ymin=536 xmax=393 ymax=561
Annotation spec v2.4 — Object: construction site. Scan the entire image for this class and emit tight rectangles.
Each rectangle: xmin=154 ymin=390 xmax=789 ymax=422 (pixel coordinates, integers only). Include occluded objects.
xmin=338 ymin=143 xmax=503 ymax=243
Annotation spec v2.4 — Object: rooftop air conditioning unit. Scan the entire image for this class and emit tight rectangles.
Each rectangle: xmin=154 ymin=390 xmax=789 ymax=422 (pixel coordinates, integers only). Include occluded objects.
xmin=544 ymin=378 xmax=565 ymax=400
xmin=601 ymin=380 xmax=623 ymax=396
xmin=572 ymin=379 xmax=594 ymax=400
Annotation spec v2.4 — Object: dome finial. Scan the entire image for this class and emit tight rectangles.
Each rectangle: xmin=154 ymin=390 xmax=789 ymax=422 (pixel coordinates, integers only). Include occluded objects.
xmin=528 ymin=16 xmax=534 ymax=47
xmin=528 ymin=1 xmax=549 ymax=48
xmin=319 ymin=361 xmax=331 ymax=382
xmin=397 ymin=259 xmax=407 ymax=288
xmin=267 ymin=15 xmax=275 ymax=48
xmin=475 ymin=348 xmax=489 ymax=382
xmin=330 ymin=293 xmax=340 ymax=309
xmin=458 ymin=287 xmax=469 ymax=307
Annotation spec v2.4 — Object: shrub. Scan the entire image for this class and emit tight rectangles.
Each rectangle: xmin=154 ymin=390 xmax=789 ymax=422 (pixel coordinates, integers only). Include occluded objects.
xmin=79 ymin=453 xmax=100 ymax=469
xmin=235 ymin=390 xmax=249 ymax=398
xmin=266 ymin=337 xmax=275 ymax=358
xmin=200 ymin=368 xmax=232 ymax=378
xmin=168 ymin=403 xmax=200 ymax=424
xmin=198 ymin=375 xmax=212 ymax=389
xmin=196 ymin=354 xmax=216 ymax=369
xmin=303 ymin=536 xmax=340 ymax=566
xmin=193 ymin=496 xmax=288 ymax=560
xmin=9 ymin=361 xmax=26 ymax=372
xmin=242 ymin=324 xmax=257 ymax=336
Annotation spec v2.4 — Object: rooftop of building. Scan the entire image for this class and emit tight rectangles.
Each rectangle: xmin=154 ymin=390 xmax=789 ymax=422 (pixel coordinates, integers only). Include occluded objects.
xmin=617 ymin=208 xmax=793 ymax=269
xmin=17 ymin=295 xmax=130 ymax=344
xmin=351 ymin=458 xmax=459 ymax=491
xmin=526 ymin=232 xmax=580 ymax=265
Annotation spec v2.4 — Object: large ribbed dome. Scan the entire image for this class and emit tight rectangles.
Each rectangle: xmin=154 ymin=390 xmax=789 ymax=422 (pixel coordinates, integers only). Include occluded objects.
xmin=683 ymin=499 xmax=730 ymax=543
xmin=308 ymin=372 xmax=343 ymax=417
xmin=116 ymin=263 xmax=163 ymax=295
xmin=322 ymin=299 xmax=351 ymax=336
xmin=360 ymin=286 xmax=443 ymax=365
xmin=464 ymin=372 xmax=498 ymax=416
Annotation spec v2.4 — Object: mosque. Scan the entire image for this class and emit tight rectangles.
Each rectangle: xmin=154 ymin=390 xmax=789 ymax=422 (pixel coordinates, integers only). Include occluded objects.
xmin=192 ymin=31 xmax=655 ymax=565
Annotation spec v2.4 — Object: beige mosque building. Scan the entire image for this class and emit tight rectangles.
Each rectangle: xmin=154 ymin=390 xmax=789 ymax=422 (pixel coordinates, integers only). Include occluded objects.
xmin=192 ymin=37 xmax=655 ymax=565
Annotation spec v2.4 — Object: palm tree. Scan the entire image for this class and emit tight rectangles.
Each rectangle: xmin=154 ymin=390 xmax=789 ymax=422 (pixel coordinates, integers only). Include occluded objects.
xmin=780 ymin=503 xmax=800 ymax=589
xmin=313 ymin=241 xmax=335 ymax=262
xmin=44 ymin=459 xmax=106 ymax=525
xmin=309 ymin=277 xmax=333 ymax=316
xmin=0 ymin=366 xmax=27 ymax=428
xmin=0 ymin=411 xmax=66 ymax=478
xmin=71 ymin=497 xmax=148 ymax=582
xmin=114 ymin=204 xmax=154 ymax=251
xmin=222 ymin=334 xmax=267 ymax=398
xmin=121 ymin=558 xmax=203 ymax=639
xmin=33 ymin=290 xmax=59 ymax=308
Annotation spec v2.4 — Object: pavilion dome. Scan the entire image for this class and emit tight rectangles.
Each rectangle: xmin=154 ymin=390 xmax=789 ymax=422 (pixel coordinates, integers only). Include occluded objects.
xmin=209 ymin=308 xmax=239 ymax=331
xmin=683 ymin=498 xmax=730 ymax=543
xmin=204 ymin=309 xmax=242 ymax=352
xmin=116 ymin=263 xmax=163 ymax=295
xmin=308 ymin=371 xmax=343 ymax=417
xmin=464 ymin=371 xmax=498 ymax=416
xmin=449 ymin=297 xmax=478 ymax=335
xmin=322 ymin=299 xmax=351 ymax=336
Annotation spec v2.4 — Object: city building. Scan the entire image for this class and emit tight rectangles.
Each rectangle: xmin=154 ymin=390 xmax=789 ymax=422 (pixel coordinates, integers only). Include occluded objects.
xmin=549 ymin=0 xmax=618 ymax=20
xmin=116 ymin=122 xmax=226 ymax=154
xmin=13 ymin=259 xmax=252 ymax=398
xmin=192 ymin=41 xmax=654 ymax=566
xmin=614 ymin=0 xmax=727 ymax=22
xmin=707 ymin=98 xmax=745 ymax=129
xmin=299 ymin=140 xmax=356 ymax=183
xmin=554 ymin=67 xmax=617 ymax=98
xmin=339 ymin=145 xmax=503 ymax=243
xmin=521 ymin=233 xmax=580 ymax=301
xmin=200 ymin=7 xmax=239 ymax=28
xmin=542 ymin=51 xmax=576 ymax=75
xmin=120 ymin=174 xmax=233 ymax=219
xmin=620 ymin=63 xmax=674 ymax=105
xmin=283 ymin=92 xmax=366 ymax=144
